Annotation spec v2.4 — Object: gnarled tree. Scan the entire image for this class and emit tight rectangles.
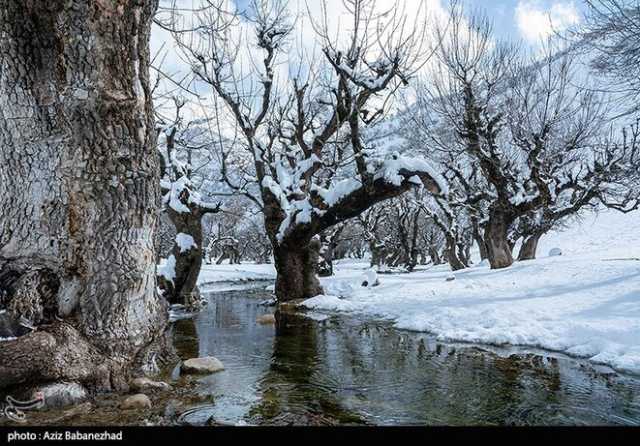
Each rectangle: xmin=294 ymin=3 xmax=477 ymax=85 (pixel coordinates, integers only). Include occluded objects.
xmin=425 ymin=10 xmax=629 ymax=269
xmin=0 ymin=0 xmax=169 ymax=391
xmin=156 ymin=98 xmax=221 ymax=307
xmin=167 ymin=0 xmax=446 ymax=301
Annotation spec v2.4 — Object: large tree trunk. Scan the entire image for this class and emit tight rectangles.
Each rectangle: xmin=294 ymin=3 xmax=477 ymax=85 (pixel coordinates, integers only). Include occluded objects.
xmin=273 ymin=239 xmax=323 ymax=302
xmin=0 ymin=0 xmax=169 ymax=391
xmin=484 ymin=211 xmax=514 ymax=269
xmin=158 ymin=210 xmax=205 ymax=308
xmin=517 ymin=232 xmax=543 ymax=261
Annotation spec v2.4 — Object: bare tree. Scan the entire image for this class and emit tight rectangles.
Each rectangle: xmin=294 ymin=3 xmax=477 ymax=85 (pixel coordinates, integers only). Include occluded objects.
xmin=167 ymin=0 xmax=445 ymax=301
xmin=417 ymin=194 xmax=471 ymax=271
xmin=156 ymin=98 xmax=222 ymax=307
xmin=423 ymin=8 xmax=638 ymax=269
xmin=0 ymin=0 xmax=170 ymax=391
xmin=357 ymin=206 xmax=392 ymax=270
xmin=318 ymin=224 xmax=345 ymax=277
xmin=576 ymin=0 xmax=640 ymax=116
xmin=507 ymin=48 xmax=639 ymax=260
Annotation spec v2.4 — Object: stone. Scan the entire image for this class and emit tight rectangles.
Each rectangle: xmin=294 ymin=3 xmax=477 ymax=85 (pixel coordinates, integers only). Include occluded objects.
xmin=130 ymin=377 xmax=171 ymax=392
xmin=446 ymin=274 xmax=456 ymax=282
xmin=120 ymin=394 xmax=152 ymax=410
xmin=48 ymin=402 xmax=93 ymax=424
xmin=181 ymin=357 xmax=225 ymax=375
xmin=33 ymin=382 xmax=87 ymax=409
xmin=258 ymin=297 xmax=278 ymax=307
xmin=256 ymin=314 xmax=276 ymax=325
xmin=549 ymin=248 xmax=563 ymax=257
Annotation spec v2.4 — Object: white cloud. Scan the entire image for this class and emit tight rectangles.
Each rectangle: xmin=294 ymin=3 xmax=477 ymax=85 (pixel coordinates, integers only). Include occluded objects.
xmin=151 ymin=0 xmax=448 ymax=120
xmin=515 ymin=0 xmax=580 ymax=45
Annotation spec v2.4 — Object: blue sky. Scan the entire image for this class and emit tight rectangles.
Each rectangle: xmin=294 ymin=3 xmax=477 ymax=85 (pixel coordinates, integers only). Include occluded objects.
xmin=230 ymin=0 xmax=585 ymax=45
xmin=151 ymin=0 xmax=588 ymax=118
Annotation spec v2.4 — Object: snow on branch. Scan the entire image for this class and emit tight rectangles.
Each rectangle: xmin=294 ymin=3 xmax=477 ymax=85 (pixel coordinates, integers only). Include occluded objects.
xmin=373 ymin=152 xmax=449 ymax=194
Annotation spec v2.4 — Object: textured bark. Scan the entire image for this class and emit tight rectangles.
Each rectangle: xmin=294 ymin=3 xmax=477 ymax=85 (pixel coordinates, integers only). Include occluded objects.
xmin=484 ymin=211 xmax=514 ymax=269
xmin=444 ymin=236 xmax=467 ymax=271
xmin=273 ymin=238 xmax=323 ymax=302
xmin=0 ymin=0 xmax=168 ymax=390
xmin=518 ymin=232 xmax=543 ymax=261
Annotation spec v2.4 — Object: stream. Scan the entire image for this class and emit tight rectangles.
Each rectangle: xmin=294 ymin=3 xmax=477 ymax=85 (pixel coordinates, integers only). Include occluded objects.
xmin=4 ymin=283 xmax=639 ymax=426
xmin=173 ymin=285 xmax=640 ymax=426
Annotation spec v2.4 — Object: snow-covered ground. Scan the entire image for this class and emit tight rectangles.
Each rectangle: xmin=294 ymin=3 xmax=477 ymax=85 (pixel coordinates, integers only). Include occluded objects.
xmin=197 ymin=263 xmax=275 ymax=290
xmin=193 ymin=209 xmax=640 ymax=375
xmin=303 ymin=210 xmax=640 ymax=375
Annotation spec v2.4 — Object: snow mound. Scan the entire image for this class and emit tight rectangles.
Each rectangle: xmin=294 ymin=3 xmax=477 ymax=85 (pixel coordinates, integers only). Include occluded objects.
xmin=548 ymin=248 xmax=563 ymax=257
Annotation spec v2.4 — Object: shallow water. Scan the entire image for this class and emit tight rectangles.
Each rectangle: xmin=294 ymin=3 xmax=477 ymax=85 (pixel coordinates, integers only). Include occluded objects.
xmin=175 ymin=286 xmax=640 ymax=426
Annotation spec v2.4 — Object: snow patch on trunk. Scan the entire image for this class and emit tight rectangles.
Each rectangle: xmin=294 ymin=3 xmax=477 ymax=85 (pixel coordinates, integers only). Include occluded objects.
xmin=158 ymin=255 xmax=177 ymax=284
xmin=175 ymin=233 xmax=197 ymax=253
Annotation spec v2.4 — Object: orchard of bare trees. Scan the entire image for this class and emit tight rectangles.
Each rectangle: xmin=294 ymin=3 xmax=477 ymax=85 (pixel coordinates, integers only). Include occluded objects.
xmin=1 ymin=0 xmax=639 ymax=411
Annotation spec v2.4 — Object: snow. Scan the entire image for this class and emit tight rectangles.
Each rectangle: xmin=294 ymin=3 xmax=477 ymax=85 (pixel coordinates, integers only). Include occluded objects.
xmin=158 ymin=255 xmax=177 ymax=284
xmin=192 ymin=209 xmax=640 ymax=375
xmin=163 ymin=176 xmax=191 ymax=214
xmin=175 ymin=233 xmax=196 ymax=253
xmin=548 ymin=247 xmax=563 ymax=257
xmin=197 ymin=263 xmax=276 ymax=289
xmin=374 ymin=152 xmax=449 ymax=194
xmin=361 ymin=269 xmax=379 ymax=288
xmin=300 ymin=209 xmax=640 ymax=375
xmin=313 ymin=178 xmax=363 ymax=207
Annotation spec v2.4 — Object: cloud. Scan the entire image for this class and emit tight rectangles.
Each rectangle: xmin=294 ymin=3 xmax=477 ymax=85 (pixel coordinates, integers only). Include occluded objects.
xmin=150 ymin=0 xmax=451 ymax=122
xmin=515 ymin=0 xmax=580 ymax=45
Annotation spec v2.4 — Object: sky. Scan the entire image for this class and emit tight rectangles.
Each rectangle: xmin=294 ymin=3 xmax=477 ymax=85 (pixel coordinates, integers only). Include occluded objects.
xmin=227 ymin=0 xmax=585 ymax=44
xmin=151 ymin=0 xmax=587 ymax=119
xmin=153 ymin=0 xmax=586 ymax=70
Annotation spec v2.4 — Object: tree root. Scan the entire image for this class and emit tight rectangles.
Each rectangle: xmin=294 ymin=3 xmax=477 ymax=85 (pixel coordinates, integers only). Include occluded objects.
xmin=0 ymin=322 xmax=174 ymax=393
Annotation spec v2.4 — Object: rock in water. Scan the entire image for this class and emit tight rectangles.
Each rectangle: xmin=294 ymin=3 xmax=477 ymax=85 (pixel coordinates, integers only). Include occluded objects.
xmin=120 ymin=394 xmax=152 ymax=410
xmin=256 ymin=314 xmax=276 ymax=325
xmin=549 ymin=248 xmax=563 ymax=257
xmin=130 ymin=377 xmax=171 ymax=392
xmin=33 ymin=382 xmax=87 ymax=409
xmin=258 ymin=297 xmax=278 ymax=307
xmin=446 ymin=274 xmax=456 ymax=282
xmin=181 ymin=357 xmax=225 ymax=375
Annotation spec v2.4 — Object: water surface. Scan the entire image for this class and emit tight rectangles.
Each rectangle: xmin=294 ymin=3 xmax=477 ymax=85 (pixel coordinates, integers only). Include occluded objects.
xmin=175 ymin=287 xmax=640 ymax=426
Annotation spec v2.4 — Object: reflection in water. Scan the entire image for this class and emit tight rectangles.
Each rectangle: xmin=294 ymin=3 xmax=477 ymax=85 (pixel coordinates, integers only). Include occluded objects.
xmin=176 ymin=288 xmax=640 ymax=426
xmin=173 ymin=318 xmax=199 ymax=361
xmin=248 ymin=311 xmax=365 ymax=425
